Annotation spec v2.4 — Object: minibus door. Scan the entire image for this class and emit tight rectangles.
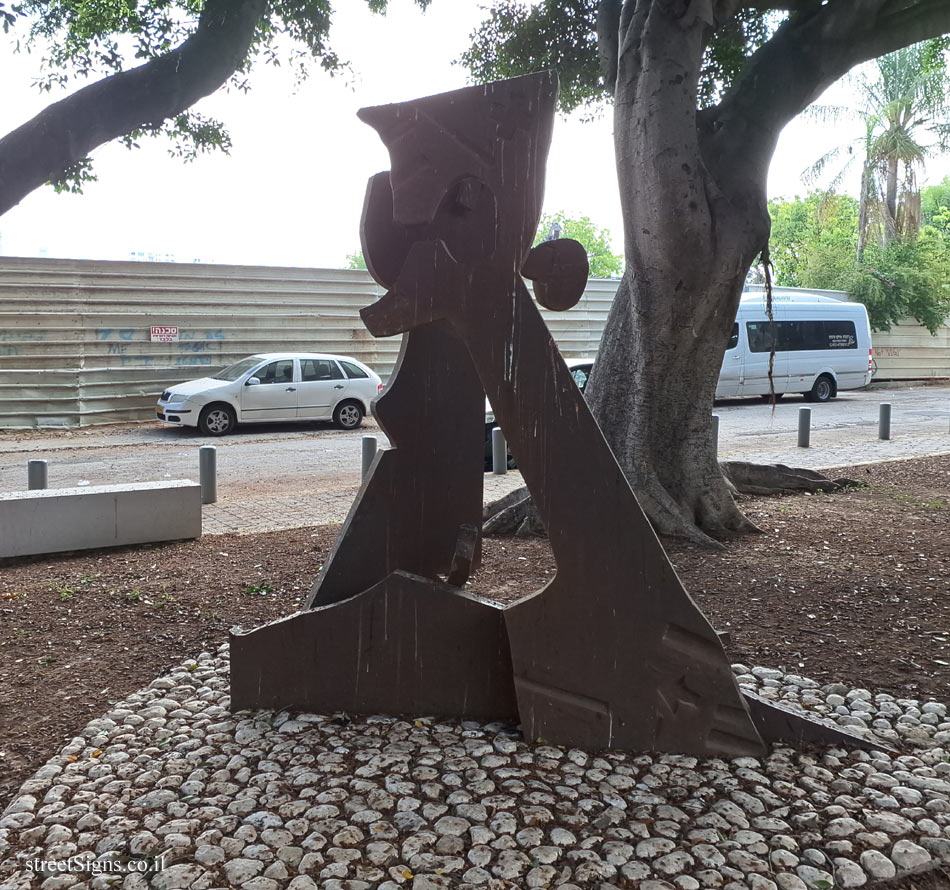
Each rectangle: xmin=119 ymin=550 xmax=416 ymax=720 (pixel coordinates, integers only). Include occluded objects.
xmin=716 ymin=323 xmax=742 ymax=397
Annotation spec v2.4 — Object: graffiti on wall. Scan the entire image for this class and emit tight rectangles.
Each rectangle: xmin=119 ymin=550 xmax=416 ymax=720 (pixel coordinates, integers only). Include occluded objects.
xmin=0 ymin=332 xmax=46 ymax=355
xmin=92 ymin=328 xmax=228 ymax=367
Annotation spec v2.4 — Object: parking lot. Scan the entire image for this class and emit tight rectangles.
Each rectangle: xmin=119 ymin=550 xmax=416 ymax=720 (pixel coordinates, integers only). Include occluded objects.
xmin=1 ymin=383 xmax=948 ymax=533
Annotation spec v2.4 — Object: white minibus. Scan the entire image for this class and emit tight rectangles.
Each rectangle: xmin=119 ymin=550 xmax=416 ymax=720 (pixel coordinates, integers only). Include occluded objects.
xmin=716 ymin=293 xmax=873 ymax=402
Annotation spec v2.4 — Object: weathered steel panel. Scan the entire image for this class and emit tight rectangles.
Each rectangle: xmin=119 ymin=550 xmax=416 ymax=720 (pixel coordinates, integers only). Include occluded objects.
xmin=231 ymin=570 xmax=517 ymax=720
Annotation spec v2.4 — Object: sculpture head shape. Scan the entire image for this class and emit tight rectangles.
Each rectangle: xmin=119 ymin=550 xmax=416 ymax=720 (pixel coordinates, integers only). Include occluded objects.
xmin=358 ymin=71 xmax=557 ymax=262
xmin=358 ymin=73 xmax=559 ymax=337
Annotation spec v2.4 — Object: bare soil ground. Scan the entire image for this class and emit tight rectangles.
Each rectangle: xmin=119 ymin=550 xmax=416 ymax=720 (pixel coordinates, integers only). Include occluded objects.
xmin=2 ymin=454 xmax=949 ymax=818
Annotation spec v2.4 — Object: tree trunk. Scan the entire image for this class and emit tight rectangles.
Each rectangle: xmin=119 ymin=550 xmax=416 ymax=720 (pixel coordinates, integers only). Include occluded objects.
xmin=883 ymin=155 xmax=899 ymax=244
xmin=857 ymin=163 xmax=871 ymax=261
xmin=583 ymin=3 xmax=770 ymax=547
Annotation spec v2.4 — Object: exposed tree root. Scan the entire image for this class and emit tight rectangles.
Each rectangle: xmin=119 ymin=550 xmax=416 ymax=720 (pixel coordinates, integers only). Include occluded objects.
xmin=482 ymin=463 xmax=858 ymax=543
xmin=721 ymin=461 xmax=860 ymax=496
xmin=483 ymin=487 xmax=543 ymax=537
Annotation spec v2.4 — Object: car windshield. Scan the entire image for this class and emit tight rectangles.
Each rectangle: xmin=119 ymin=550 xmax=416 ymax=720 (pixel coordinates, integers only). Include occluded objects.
xmin=211 ymin=357 xmax=262 ymax=381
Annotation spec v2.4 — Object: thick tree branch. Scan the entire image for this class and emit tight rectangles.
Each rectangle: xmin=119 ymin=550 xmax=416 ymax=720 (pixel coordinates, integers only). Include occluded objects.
xmin=0 ymin=0 xmax=267 ymax=216
xmin=715 ymin=0 xmax=821 ymax=23
xmin=596 ymin=0 xmax=622 ymax=95
xmin=707 ymin=0 xmax=950 ymax=184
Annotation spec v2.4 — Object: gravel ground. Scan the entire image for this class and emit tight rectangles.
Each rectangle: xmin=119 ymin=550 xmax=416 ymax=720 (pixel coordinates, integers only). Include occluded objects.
xmin=1 ymin=650 xmax=949 ymax=890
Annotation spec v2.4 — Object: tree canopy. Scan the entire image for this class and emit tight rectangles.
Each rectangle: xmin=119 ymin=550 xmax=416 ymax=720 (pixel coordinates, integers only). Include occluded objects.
xmin=769 ymin=191 xmax=950 ymax=332
xmin=346 ymin=250 xmax=368 ymax=270
xmin=806 ymin=39 xmax=950 ymax=254
xmin=922 ymin=176 xmax=950 ymax=227
xmin=846 ymin=236 xmax=950 ymax=332
xmin=0 ymin=0 xmax=426 ymax=215
xmin=768 ymin=193 xmax=860 ymax=289
xmin=460 ymin=1 xmax=781 ymax=114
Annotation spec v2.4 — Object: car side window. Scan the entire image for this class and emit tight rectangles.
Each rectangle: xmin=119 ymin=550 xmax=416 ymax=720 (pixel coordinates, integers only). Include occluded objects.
xmin=571 ymin=365 xmax=592 ymax=392
xmin=301 ymin=359 xmax=344 ymax=381
xmin=339 ymin=360 xmax=369 ymax=379
xmin=257 ymin=360 xmax=294 ymax=384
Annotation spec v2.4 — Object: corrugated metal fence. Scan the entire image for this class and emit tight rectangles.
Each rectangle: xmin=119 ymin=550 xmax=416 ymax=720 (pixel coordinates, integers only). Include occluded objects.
xmin=0 ymin=257 xmax=945 ymax=428
xmin=0 ymin=257 xmax=612 ymax=428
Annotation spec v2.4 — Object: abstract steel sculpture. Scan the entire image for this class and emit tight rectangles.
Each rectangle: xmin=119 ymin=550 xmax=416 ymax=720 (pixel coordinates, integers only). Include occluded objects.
xmin=231 ymin=73 xmax=882 ymax=757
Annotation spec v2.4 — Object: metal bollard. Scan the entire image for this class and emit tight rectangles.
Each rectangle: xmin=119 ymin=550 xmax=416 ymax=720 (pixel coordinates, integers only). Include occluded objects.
xmin=879 ymin=403 xmax=892 ymax=441
xmin=711 ymin=414 xmax=720 ymax=456
xmin=199 ymin=445 xmax=217 ymax=505
xmin=797 ymin=407 xmax=811 ymax=448
xmin=27 ymin=459 xmax=48 ymax=490
xmin=361 ymin=436 xmax=378 ymax=479
xmin=492 ymin=427 xmax=507 ymax=475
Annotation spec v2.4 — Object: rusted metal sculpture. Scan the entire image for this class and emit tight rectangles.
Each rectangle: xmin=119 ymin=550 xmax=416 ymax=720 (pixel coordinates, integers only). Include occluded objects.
xmin=231 ymin=72 xmax=878 ymax=757
xmin=304 ymin=171 xmax=489 ymax=609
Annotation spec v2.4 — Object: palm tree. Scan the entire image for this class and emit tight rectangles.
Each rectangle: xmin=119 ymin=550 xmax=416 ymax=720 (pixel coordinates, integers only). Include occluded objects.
xmin=804 ymin=40 xmax=950 ymax=257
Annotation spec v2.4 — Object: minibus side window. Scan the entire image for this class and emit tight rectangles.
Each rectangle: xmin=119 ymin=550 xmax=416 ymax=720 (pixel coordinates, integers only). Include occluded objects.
xmin=746 ymin=321 xmax=776 ymax=353
xmin=777 ymin=321 xmax=806 ymax=351
xmin=821 ymin=320 xmax=857 ymax=349
xmin=747 ymin=319 xmax=857 ymax=352
xmin=726 ymin=323 xmax=738 ymax=351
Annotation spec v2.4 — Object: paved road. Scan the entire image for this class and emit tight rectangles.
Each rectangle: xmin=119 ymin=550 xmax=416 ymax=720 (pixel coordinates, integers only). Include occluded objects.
xmin=1 ymin=384 xmax=948 ymax=533
xmin=715 ymin=384 xmax=950 ymax=467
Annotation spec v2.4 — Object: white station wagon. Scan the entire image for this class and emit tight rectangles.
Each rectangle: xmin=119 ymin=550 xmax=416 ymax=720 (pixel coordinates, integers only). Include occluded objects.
xmin=156 ymin=352 xmax=383 ymax=436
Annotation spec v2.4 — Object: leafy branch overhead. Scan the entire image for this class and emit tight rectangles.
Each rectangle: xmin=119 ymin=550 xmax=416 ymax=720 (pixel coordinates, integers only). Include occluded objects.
xmin=461 ymin=0 xmax=782 ymax=114
xmin=0 ymin=0 xmax=427 ymax=215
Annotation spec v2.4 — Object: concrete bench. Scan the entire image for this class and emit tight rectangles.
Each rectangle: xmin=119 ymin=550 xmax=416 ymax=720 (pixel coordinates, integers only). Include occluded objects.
xmin=0 ymin=480 xmax=201 ymax=558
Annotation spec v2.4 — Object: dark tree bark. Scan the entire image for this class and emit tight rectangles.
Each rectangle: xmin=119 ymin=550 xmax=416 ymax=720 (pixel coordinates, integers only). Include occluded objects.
xmin=0 ymin=0 xmax=267 ymax=217
xmin=857 ymin=162 xmax=871 ymax=261
xmin=583 ymin=0 xmax=950 ymax=547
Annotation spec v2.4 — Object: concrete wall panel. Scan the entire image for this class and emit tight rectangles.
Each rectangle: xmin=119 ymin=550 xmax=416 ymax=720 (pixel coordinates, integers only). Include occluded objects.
xmin=0 ymin=480 xmax=201 ymax=557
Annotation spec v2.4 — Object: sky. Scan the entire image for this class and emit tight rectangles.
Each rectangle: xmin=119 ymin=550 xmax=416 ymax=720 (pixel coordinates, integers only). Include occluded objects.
xmin=1 ymin=1 xmax=949 ymax=267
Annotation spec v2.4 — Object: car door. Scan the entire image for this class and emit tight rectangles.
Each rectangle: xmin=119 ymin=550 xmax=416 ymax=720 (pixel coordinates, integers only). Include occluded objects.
xmin=240 ymin=359 xmax=298 ymax=421
xmin=337 ymin=359 xmax=378 ymax=406
xmin=297 ymin=358 xmax=348 ymax=419
xmin=715 ymin=324 xmax=741 ymax=397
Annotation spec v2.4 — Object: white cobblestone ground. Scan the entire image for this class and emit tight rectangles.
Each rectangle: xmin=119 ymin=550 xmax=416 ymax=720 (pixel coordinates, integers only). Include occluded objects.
xmin=2 ymin=648 xmax=949 ymax=890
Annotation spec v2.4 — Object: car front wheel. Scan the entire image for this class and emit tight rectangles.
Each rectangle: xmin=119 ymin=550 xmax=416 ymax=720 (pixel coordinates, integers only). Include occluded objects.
xmin=199 ymin=403 xmax=236 ymax=436
xmin=333 ymin=400 xmax=364 ymax=430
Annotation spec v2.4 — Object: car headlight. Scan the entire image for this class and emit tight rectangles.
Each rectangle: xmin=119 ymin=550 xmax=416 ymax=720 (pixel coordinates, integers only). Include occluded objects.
xmin=167 ymin=393 xmax=187 ymax=403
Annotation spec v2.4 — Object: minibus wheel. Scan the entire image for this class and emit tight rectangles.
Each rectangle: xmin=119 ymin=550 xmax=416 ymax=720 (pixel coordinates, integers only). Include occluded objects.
xmin=805 ymin=375 xmax=835 ymax=403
